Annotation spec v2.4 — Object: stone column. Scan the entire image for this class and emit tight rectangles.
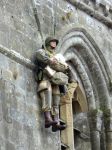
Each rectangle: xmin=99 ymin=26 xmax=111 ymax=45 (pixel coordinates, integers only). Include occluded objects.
xmin=88 ymin=109 xmax=103 ymax=150
xmin=104 ymin=109 xmax=112 ymax=150
xmin=60 ymin=82 xmax=78 ymax=150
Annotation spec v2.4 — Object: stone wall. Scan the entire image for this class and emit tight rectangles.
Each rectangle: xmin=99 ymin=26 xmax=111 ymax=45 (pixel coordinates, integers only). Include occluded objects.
xmin=0 ymin=0 xmax=60 ymax=150
xmin=0 ymin=54 xmax=60 ymax=150
xmin=0 ymin=0 xmax=112 ymax=150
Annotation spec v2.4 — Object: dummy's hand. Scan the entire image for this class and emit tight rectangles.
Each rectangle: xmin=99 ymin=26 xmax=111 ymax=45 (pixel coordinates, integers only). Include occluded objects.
xmin=65 ymin=66 xmax=70 ymax=74
xmin=66 ymin=65 xmax=69 ymax=71
xmin=50 ymin=57 xmax=58 ymax=65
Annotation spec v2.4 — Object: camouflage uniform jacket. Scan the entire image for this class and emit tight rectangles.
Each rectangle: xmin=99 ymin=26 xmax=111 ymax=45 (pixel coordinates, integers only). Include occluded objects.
xmin=34 ymin=48 xmax=54 ymax=81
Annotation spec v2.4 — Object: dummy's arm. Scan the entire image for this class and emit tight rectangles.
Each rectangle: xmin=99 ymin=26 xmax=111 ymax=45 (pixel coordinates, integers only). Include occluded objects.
xmin=35 ymin=49 xmax=51 ymax=64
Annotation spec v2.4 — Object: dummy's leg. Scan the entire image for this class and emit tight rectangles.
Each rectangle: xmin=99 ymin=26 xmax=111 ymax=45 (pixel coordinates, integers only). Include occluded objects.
xmin=52 ymin=85 xmax=66 ymax=132
xmin=38 ymin=81 xmax=57 ymax=128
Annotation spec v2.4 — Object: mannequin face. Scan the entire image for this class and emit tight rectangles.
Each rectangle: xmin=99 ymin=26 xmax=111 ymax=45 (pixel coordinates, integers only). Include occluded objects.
xmin=49 ymin=41 xmax=57 ymax=49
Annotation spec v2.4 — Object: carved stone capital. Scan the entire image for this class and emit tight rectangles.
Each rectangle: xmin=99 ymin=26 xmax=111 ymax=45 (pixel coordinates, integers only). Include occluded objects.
xmin=60 ymin=82 xmax=78 ymax=105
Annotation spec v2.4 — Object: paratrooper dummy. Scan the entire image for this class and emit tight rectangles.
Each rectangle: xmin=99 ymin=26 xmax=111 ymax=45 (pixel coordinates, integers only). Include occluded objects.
xmin=34 ymin=37 xmax=71 ymax=132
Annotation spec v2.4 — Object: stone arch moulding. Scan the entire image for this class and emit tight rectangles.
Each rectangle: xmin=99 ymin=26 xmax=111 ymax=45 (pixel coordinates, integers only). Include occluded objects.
xmin=56 ymin=26 xmax=111 ymax=108
xmin=56 ymin=26 xmax=112 ymax=150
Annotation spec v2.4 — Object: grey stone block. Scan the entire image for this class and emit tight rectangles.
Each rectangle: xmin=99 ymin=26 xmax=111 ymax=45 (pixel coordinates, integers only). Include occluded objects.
xmin=6 ymin=141 xmax=15 ymax=150
xmin=1 ymin=69 xmax=13 ymax=81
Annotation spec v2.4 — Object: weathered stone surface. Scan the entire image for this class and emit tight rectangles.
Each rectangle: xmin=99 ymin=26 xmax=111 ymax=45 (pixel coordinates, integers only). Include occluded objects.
xmin=0 ymin=0 xmax=112 ymax=150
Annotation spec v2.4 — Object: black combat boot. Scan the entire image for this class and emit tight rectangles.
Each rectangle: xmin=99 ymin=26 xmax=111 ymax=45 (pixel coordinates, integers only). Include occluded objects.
xmin=52 ymin=115 xmax=66 ymax=132
xmin=44 ymin=111 xmax=57 ymax=128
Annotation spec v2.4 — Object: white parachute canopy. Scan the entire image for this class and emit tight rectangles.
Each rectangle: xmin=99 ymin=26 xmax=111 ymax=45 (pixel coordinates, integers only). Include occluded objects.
xmin=54 ymin=53 xmax=68 ymax=67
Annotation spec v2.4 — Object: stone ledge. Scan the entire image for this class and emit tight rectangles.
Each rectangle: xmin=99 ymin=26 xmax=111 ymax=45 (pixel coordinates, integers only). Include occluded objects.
xmin=66 ymin=0 xmax=112 ymax=28
xmin=0 ymin=44 xmax=35 ymax=70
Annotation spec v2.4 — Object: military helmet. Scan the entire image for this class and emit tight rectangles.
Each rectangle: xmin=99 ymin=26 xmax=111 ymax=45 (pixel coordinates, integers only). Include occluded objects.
xmin=45 ymin=37 xmax=59 ymax=47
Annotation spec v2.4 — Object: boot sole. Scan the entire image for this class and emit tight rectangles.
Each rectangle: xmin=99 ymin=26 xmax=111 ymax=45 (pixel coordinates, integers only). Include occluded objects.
xmin=52 ymin=126 xmax=66 ymax=132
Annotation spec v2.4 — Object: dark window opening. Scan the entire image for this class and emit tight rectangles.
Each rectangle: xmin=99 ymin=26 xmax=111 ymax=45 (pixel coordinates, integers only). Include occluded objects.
xmin=61 ymin=143 xmax=68 ymax=150
xmin=61 ymin=145 xmax=66 ymax=150
xmin=72 ymin=101 xmax=82 ymax=114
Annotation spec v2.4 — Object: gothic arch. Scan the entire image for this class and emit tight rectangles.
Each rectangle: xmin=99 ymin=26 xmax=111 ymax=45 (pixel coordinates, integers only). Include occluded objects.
xmin=57 ymin=26 xmax=112 ymax=150
xmin=57 ymin=26 xmax=111 ymax=109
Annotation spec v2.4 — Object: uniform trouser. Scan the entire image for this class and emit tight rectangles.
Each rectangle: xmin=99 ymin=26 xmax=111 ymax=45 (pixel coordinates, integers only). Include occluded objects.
xmin=38 ymin=80 xmax=60 ymax=115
